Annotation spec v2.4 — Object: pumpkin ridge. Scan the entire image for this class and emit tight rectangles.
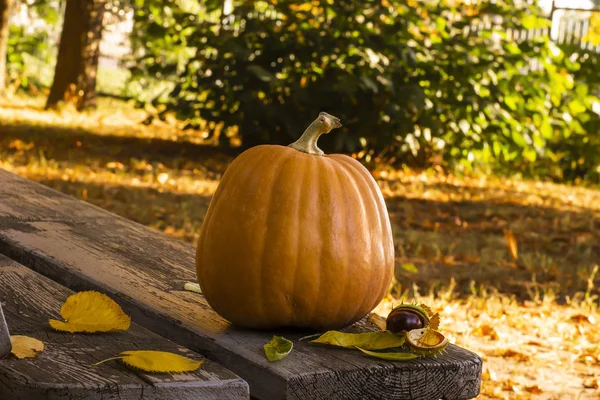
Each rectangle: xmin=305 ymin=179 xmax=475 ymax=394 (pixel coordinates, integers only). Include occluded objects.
xmin=347 ymin=155 xmax=394 ymax=308
xmin=310 ymin=157 xmax=338 ymax=326
xmin=199 ymin=146 xmax=283 ymax=319
xmin=331 ymin=156 xmax=377 ymax=322
xmin=323 ymin=157 xmax=352 ymax=325
xmin=303 ymin=156 xmax=324 ymax=326
xmin=290 ymin=154 xmax=310 ymax=325
xmin=196 ymin=148 xmax=264 ymax=294
xmin=354 ymin=160 xmax=394 ymax=310
xmin=257 ymin=149 xmax=297 ymax=326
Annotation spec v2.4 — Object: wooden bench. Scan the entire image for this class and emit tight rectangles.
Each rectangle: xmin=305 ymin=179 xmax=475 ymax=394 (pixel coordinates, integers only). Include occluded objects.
xmin=0 ymin=169 xmax=482 ymax=399
xmin=0 ymin=254 xmax=249 ymax=399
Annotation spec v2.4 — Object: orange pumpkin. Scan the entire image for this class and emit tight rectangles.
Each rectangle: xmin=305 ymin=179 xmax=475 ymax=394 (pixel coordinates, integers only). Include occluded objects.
xmin=196 ymin=112 xmax=394 ymax=330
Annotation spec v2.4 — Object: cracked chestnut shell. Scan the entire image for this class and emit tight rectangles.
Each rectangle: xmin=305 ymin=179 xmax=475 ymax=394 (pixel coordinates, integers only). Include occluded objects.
xmin=386 ymin=309 xmax=424 ymax=333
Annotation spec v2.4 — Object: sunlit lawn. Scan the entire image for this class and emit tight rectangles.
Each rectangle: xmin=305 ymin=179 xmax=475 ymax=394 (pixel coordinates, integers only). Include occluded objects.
xmin=1 ymin=94 xmax=599 ymax=399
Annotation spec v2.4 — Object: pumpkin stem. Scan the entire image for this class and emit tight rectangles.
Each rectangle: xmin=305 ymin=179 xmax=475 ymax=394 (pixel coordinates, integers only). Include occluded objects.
xmin=288 ymin=112 xmax=342 ymax=156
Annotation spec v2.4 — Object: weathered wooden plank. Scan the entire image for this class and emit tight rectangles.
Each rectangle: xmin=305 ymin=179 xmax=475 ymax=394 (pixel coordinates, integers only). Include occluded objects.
xmin=0 ymin=168 xmax=482 ymax=400
xmin=0 ymin=254 xmax=249 ymax=400
xmin=0 ymin=304 xmax=10 ymax=358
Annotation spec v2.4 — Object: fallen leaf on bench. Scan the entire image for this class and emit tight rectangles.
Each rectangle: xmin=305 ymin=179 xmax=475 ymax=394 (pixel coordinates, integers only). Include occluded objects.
xmin=184 ymin=282 xmax=202 ymax=294
xmin=356 ymin=347 xmax=419 ymax=361
xmin=311 ymin=331 xmax=405 ymax=350
xmin=264 ymin=336 xmax=293 ymax=361
xmin=49 ymin=291 xmax=131 ymax=333
xmin=10 ymin=335 xmax=44 ymax=359
xmin=94 ymin=350 xmax=203 ymax=373
xmin=367 ymin=313 xmax=387 ymax=330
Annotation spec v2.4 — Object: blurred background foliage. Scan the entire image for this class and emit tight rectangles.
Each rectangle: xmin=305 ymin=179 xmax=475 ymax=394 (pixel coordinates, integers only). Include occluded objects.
xmin=4 ymin=0 xmax=600 ymax=183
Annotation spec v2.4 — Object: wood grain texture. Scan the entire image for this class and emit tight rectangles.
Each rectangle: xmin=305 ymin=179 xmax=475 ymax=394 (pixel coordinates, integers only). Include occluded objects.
xmin=0 ymin=304 xmax=10 ymax=358
xmin=0 ymin=169 xmax=482 ymax=400
xmin=0 ymin=254 xmax=249 ymax=400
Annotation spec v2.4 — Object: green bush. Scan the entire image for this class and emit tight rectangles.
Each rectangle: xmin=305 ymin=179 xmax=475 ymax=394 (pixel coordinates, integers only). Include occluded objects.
xmin=131 ymin=0 xmax=600 ymax=182
xmin=6 ymin=0 xmax=60 ymax=89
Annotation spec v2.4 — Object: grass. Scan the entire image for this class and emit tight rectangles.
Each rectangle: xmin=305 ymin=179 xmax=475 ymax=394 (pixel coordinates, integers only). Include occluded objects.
xmin=1 ymin=93 xmax=599 ymax=399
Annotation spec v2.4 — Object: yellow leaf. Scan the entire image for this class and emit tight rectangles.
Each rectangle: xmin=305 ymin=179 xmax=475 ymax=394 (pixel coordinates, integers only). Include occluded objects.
xmin=10 ymin=335 xmax=44 ymax=359
xmin=49 ymin=291 xmax=131 ymax=333
xmin=356 ymin=347 xmax=418 ymax=361
xmin=367 ymin=313 xmax=387 ymax=331
xmin=264 ymin=336 xmax=293 ymax=362
xmin=504 ymin=229 xmax=518 ymax=260
xmin=184 ymin=282 xmax=202 ymax=294
xmin=95 ymin=350 xmax=203 ymax=373
xmin=311 ymin=331 xmax=404 ymax=350
xmin=472 ymin=323 xmax=499 ymax=340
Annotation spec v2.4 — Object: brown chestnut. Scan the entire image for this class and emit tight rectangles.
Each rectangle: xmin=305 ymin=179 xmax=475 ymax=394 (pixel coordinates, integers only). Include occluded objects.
xmin=386 ymin=309 xmax=424 ymax=333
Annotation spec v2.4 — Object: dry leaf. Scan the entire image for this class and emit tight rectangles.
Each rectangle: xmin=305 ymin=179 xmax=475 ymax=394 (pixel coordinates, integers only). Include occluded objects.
xmin=472 ymin=324 xmax=500 ymax=340
xmin=400 ymin=263 xmax=418 ymax=273
xmin=264 ymin=336 xmax=293 ymax=362
xmin=482 ymin=368 xmax=497 ymax=382
xmin=356 ymin=347 xmax=419 ymax=361
xmin=525 ymin=340 xmax=545 ymax=347
xmin=311 ymin=331 xmax=404 ymax=350
xmin=504 ymin=229 xmax=518 ymax=260
xmin=367 ymin=313 xmax=387 ymax=331
xmin=441 ymin=255 xmax=455 ymax=265
xmin=583 ymin=378 xmax=599 ymax=389
xmin=10 ymin=335 xmax=44 ymax=359
xmin=184 ymin=282 xmax=202 ymax=294
xmin=429 ymin=313 xmax=440 ymax=330
xmin=525 ymin=384 xmax=543 ymax=394
xmin=570 ymin=314 xmax=596 ymax=324
xmin=496 ymin=348 xmax=530 ymax=362
xmin=502 ymin=378 xmax=522 ymax=393
xmin=49 ymin=291 xmax=131 ymax=333
xmin=95 ymin=350 xmax=203 ymax=373
xmin=419 ymin=304 xmax=434 ymax=317
xmin=576 ymin=352 xmax=598 ymax=364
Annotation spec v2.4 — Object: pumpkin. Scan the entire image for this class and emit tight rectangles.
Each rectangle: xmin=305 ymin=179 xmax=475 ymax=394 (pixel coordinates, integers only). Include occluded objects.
xmin=196 ymin=112 xmax=394 ymax=330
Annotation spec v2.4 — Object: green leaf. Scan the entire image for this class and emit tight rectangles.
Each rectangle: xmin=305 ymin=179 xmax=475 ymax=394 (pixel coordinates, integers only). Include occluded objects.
xmin=511 ymin=131 xmax=526 ymax=147
xmin=568 ymin=100 xmax=586 ymax=115
xmin=504 ymin=95 xmax=518 ymax=111
xmin=521 ymin=15 xmax=537 ymax=30
xmin=493 ymin=141 xmax=502 ymax=157
xmin=264 ymin=336 xmax=293 ymax=362
xmin=356 ymin=347 xmax=419 ymax=361
xmin=401 ymin=263 xmax=419 ymax=274
xmin=505 ymin=43 xmax=521 ymax=55
xmin=311 ymin=331 xmax=405 ymax=350
xmin=523 ymin=148 xmax=537 ymax=162
xmin=540 ymin=120 xmax=553 ymax=139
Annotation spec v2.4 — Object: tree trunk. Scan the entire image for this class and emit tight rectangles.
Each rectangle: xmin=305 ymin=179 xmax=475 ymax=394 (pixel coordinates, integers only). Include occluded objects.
xmin=0 ymin=0 xmax=13 ymax=94
xmin=46 ymin=0 xmax=106 ymax=111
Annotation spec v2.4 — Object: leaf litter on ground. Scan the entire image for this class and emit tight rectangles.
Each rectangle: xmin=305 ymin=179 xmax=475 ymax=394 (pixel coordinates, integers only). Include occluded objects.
xmin=3 ymin=94 xmax=600 ymax=396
